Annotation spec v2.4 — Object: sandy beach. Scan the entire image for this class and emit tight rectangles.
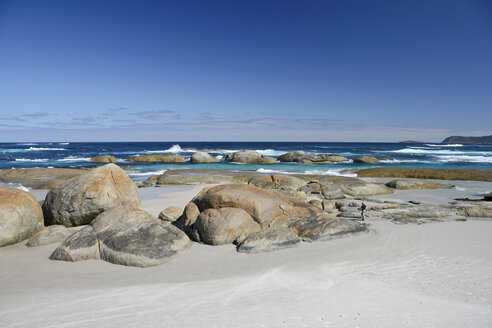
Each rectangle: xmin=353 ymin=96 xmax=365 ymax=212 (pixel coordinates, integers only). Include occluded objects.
xmin=1 ymin=182 xmax=491 ymax=328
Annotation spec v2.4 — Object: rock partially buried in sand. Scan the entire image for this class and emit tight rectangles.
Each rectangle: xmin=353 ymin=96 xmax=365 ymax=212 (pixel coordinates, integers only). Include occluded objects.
xmin=42 ymin=164 xmax=141 ymax=227
xmin=237 ymin=227 xmax=301 ymax=253
xmin=91 ymin=155 xmax=118 ymax=163
xmin=0 ymin=186 xmax=44 ymax=247
xmin=27 ymin=225 xmax=74 ymax=247
xmin=289 ymin=213 xmax=367 ymax=241
xmin=51 ymin=207 xmax=191 ymax=267
xmin=385 ymin=179 xmax=453 ymax=190
xmin=225 ymin=150 xmax=276 ymax=164
xmin=191 ymin=152 xmax=219 ymax=163
xmin=278 ymin=151 xmax=348 ymax=164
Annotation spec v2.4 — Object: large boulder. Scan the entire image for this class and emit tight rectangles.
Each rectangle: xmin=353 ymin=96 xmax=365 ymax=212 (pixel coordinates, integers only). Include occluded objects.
xmin=191 ymin=152 xmax=219 ymax=163
xmin=51 ymin=207 xmax=191 ymax=267
xmin=42 ymin=164 xmax=141 ymax=227
xmin=91 ymin=155 xmax=118 ymax=163
xmin=289 ymin=213 xmax=367 ymax=241
xmin=194 ymin=208 xmax=261 ymax=245
xmin=225 ymin=151 xmax=276 ymax=164
xmin=248 ymin=174 xmax=307 ymax=192
xmin=353 ymin=156 xmax=379 ymax=164
xmin=385 ymin=179 xmax=453 ymax=190
xmin=278 ymin=151 xmax=348 ymax=164
xmin=335 ymin=180 xmax=393 ymax=196
xmin=126 ymin=154 xmax=185 ymax=163
xmin=0 ymin=187 xmax=44 ymax=247
xmin=321 ymin=184 xmax=346 ymax=200
xmin=237 ymin=227 xmax=301 ymax=253
xmin=176 ymin=184 xmax=321 ymax=243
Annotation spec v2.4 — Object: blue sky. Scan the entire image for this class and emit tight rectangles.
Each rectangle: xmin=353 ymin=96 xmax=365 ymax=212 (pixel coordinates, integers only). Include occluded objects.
xmin=0 ymin=0 xmax=491 ymax=142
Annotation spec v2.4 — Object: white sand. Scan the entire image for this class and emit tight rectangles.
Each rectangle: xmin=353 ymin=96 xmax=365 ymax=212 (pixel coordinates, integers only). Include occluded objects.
xmin=1 ymin=185 xmax=491 ymax=327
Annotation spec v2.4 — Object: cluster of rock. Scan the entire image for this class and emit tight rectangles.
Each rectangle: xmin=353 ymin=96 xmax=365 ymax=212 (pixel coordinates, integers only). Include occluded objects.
xmin=175 ymin=183 xmax=367 ymax=253
xmin=356 ymin=167 xmax=492 ymax=182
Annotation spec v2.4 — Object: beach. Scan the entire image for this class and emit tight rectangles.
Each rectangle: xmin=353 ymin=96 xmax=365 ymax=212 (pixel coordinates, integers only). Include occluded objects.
xmin=1 ymin=181 xmax=491 ymax=328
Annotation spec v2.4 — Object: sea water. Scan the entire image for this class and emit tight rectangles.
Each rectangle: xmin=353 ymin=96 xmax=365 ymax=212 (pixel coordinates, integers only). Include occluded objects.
xmin=0 ymin=141 xmax=491 ymax=182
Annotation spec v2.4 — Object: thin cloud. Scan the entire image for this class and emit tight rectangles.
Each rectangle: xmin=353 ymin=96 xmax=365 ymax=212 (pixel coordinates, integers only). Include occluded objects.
xmin=132 ymin=110 xmax=181 ymax=120
xmin=0 ymin=117 xmax=28 ymax=122
xmin=195 ymin=112 xmax=237 ymax=121
xmin=22 ymin=112 xmax=51 ymax=118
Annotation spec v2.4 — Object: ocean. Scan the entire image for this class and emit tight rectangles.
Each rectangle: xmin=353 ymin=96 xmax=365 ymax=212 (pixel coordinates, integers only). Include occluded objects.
xmin=1 ymin=141 xmax=491 ymax=182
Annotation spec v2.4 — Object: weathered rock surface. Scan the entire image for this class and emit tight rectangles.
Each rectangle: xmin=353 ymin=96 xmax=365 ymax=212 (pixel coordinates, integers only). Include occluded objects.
xmin=155 ymin=169 xmax=256 ymax=185
xmin=278 ymin=151 xmax=348 ymax=164
xmin=356 ymin=168 xmax=492 ymax=182
xmin=50 ymin=226 xmax=100 ymax=262
xmin=158 ymin=206 xmax=183 ymax=222
xmin=191 ymin=152 xmax=219 ymax=163
xmin=0 ymin=186 xmax=44 ymax=247
xmin=91 ymin=155 xmax=118 ymax=163
xmin=237 ymin=227 xmax=301 ymax=253
xmin=27 ymin=225 xmax=73 ymax=247
xmin=126 ymin=154 xmax=185 ymax=163
xmin=289 ymin=214 xmax=367 ymax=241
xmin=195 ymin=208 xmax=261 ymax=245
xmin=176 ymin=184 xmax=321 ymax=244
xmin=51 ymin=207 xmax=191 ymax=267
xmin=385 ymin=179 xmax=453 ymax=190
xmin=225 ymin=151 xmax=276 ymax=164
xmin=321 ymin=184 xmax=346 ymax=199
xmin=353 ymin=156 xmax=379 ymax=164
xmin=336 ymin=180 xmax=393 ymax=196
xmin=483 ymin=193 xmax=492 ymax=201
xmin=459 ymin=206 xmax=492 ymax=218
xmin=248 ymin=174 xmax=307 ymax=192
xmin=0 ymin=168 xmax=85 ymax=189
xmin=43 ymin=164 xmax=141 ymax=227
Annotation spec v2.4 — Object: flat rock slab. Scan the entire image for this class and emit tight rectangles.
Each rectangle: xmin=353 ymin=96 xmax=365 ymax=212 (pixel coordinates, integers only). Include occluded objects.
xmin=0 ymin=168 xmax=86 ymax=189
xmin=386 ymin=179 xmax=453 ymax=190
xmin=50 ymin=207 xmax=191 ymax=267
xmin=237 ymin=227 xmax=301 ymax=253
xmin=289 ymin=214 xmax=367 ymax=241
xmin=356 ymin=168 xmax=492 ymax=182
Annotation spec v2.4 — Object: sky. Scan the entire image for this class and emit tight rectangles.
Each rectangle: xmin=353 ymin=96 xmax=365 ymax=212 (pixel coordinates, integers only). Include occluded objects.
xmin=0 ymin=0 xmax=491 ymax=142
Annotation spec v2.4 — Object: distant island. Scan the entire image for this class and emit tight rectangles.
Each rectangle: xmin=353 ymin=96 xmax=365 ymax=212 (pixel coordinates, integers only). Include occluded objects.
xmin=442 ymin=135 xmax=492 ymax=144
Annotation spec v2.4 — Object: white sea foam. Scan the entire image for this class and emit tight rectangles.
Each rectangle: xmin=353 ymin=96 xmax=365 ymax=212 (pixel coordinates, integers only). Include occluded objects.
xmin=436 ymin=155 xmax=492 ymax=163
xmin=256 ymin=168 xmax=294 ymax=174
xmin=0 ymin=182 xmax=30 ymax=192
xmin=27 ymin=147 xmax=66 ymax=151
xmin=454 ymin=186 xmax=467 ymax=191
xmin=377 ymin=148 xmax=489 ymax=155
xmin=255 ymin=168 xmax=357 ymax=177
xmin=57 ymin=156 xmax=92 ymax=162
xmin=143 ymin=144 xmax=196 ymax=154
xmin=14 ymin=158 xmax=49 ymax=162
xmin=255 ymin=149 xmax=285 ymax=156
xmin=425 ymin=144 xmax=463 ymax=147
xmin=58 ymin=142 xmax=70 ymax=145
xmin=127 ymin=170 xmax=167 ymax=176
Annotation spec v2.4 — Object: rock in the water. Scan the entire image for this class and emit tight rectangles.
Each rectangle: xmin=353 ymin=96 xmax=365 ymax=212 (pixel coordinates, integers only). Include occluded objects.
xmin=278 ymin=151 xmax=348 ymax=164
xmin=91 ymin=155 xmax=118 ymax=163
xmin=27 ymin=225 xmax=73 ymax=247
xmin=248 ymin=174 xmax=307 ymax=191
xmin=225 ymin=151 xmax=276 ymax=164
xmin=51 ymin=207 xmax=191 ymax=267
xmin=194 ymin=208 xmax=261 ymax=245
xmin=158 ymin=206 xmax=183 ymax=222
xmin=289 ymin=213 xmax=367 ymax=241
xmin=138 ymin=181 xmax=153 ymax=188
xmin=385 ymin=179 xmax=453 ymax=190
xmin=0 ymin=186 xmax=44 ymax=247
xmin=42 ymin=164 xmax=141 ymax=227
xmin=353 ymin=156 xmax=379 ymax=164
xmin=237 ymin=227 xmax=301 ymax=253
xmin=50 ymin=226 xmax=100 ymax=262
xmin=483 ymin=193 xmax=492 ymax=201
xmin=126 ymin=154 xmax=185 ymax=163
xmin=191 ymin=152 xmax=219 ymax=163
